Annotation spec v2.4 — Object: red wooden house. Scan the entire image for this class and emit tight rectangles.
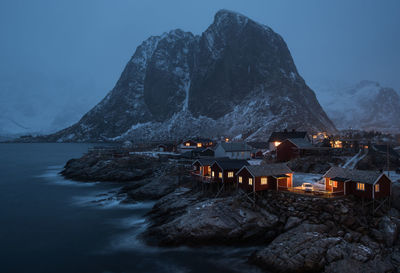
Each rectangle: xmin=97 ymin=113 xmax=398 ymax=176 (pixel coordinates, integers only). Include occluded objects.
xmin=236 ymin=163 xmax=293 ymax=193
xmin=276 ymin=138 xmax=331 ymax=162
xmin=210 ymin=159 xmax=249 ymax=184
xmin=323 ymin=167 xmax=392 ymax=200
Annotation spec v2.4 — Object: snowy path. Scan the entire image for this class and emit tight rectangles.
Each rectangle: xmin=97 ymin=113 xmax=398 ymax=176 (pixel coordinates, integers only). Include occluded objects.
xmin=341 ymin=150 xmax=367 ymax=169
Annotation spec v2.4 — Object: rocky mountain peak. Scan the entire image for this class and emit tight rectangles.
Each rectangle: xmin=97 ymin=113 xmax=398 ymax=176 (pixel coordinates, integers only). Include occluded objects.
xmin=42 ymin=10 xmax=336 ymax=142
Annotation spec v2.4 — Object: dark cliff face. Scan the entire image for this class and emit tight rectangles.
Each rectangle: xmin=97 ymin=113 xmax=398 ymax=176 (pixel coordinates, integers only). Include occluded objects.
xmin=46 ymin=10 xmax=336 ymax=142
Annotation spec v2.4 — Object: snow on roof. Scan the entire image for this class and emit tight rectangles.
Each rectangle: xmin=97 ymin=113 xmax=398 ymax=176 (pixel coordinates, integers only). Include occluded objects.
xmin=241 ymin=163 xmax=293 ymax=177
xmin=323 ymin=166 xmax=388 ymax=185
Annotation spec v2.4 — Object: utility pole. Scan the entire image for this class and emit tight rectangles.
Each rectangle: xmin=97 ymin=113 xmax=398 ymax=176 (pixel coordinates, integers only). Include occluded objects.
xmin=387 ymin=143 xmax=390 ymax=178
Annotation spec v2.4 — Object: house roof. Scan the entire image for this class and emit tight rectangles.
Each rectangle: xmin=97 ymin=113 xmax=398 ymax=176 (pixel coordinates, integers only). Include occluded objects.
xmin=323 ymin=166 xmax=388 ymax=185
xmin=183 ymin=138 xmax=213 ymax=143
xmin=285 ymin=138 xmax=314 ymax=149
xmin=268 ymin=131 xmax=308 ymax=142
xmin=218 ymin=142 xmax=252 ymax=152
xmin=213 ymin=159 xmax=249 ymax=170
xmin=193 ymin=157 xmax=229 ymax=166
xmin=247 ymin=142 xmax=270 ymax=149
xmin=240 ymin=163 xmax=293 ymax=177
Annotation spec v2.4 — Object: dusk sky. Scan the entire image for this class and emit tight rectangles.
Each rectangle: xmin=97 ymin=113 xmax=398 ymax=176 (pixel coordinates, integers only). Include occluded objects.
xmin=0 ymin=0 xmax=399 ymax=134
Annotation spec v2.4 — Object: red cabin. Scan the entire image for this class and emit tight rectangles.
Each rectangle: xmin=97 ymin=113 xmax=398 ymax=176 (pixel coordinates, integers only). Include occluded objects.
xmin=323 ymin=167 xmax=392 ymax=200
xmin=236 ymin=164 xmax=293 ymax=193
xmin=210 ymin=159 xmax=249 ymax=184
xmin=276 ymin=138 xmax=331 ymax=162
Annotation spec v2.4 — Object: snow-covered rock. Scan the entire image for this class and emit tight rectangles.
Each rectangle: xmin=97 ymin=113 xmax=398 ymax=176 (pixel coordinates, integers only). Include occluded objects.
xmin=44 ymin=9 xmax=336 ymax=142
xmin=316 ymin=80 xmax=400 ymax=132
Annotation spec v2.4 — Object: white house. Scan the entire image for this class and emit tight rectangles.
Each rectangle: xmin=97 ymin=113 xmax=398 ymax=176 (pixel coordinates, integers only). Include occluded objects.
xmin=214 ymin=142 xmax=252 ymax=160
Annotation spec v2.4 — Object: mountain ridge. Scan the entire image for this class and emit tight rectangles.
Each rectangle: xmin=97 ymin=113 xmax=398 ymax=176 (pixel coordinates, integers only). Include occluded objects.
xmin=40 ymin=9 xmax=336 ymax=142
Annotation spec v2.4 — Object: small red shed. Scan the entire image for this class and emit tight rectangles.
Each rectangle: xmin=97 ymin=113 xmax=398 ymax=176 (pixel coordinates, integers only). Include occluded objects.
xmin=236 ymin=163 xmax=293 ymax=193
xmin=210 ymin=159 xmax=249 ymax=184
xmin=323 ymin=167 xmax=392 ymax=200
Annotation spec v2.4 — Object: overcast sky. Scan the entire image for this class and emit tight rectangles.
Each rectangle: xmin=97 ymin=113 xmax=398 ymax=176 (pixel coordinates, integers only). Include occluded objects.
xmin=0 ymin=0 xmax=399 ymax=134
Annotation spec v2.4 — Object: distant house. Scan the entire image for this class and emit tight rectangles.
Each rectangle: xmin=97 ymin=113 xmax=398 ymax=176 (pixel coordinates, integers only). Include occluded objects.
xmin=214 ymin=142 xmax=252 ymax=160
xmin=276 ymin=138 xmax=330 ymax=162
xmin=179 ymin=138 xmax=213 ymax=151
xmin=247 ymin=142 xmax=269 ymax=158
xmin=323 ymin=166 xmax=392 ymax=199
xmin=267 ymin=130 xmax=310 ymax=151
xmin=236 ymin=164 xmax=293 ymax=193
xmin=157 ymin=143 xmax=176 ymax=152
xmin=210 ymin=159 xmax=249 ymax=184
xmin=181 ymin=147 xmax=215 ymax=159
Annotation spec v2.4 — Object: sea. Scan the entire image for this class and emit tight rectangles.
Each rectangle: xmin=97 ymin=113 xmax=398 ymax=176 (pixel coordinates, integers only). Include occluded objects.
xmin=0 ymin=143 xmax=262 ymax=273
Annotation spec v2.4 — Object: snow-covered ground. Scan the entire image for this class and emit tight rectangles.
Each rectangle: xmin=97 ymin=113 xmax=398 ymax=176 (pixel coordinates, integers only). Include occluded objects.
xmin=386 ymin=171 xmax=400 ymax=183
xmin=293 ymin=172 xmax=324 ymax=189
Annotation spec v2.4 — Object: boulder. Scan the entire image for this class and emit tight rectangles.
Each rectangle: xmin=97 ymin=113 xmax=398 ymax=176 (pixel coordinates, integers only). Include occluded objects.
xmin=379 ymin=216 xmax=398 ymax=247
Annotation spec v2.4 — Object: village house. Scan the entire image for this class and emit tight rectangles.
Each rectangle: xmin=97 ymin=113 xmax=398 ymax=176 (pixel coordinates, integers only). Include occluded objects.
xmin=323 ymin=166 xmax=392 ymax=200
xmin=157 ymin=143 xmax=176 ymax=152
xmin=210 ymin=159 xmax=249 ymax=184
xmin=276 ymin=138 xmax=331 ymax=162
xmin=214 ymin=142 xmax=252 ymax=160
xmin=182 ymin=147 xmax=215 ymax=159
xmin=247 ymin=142 xmax=269 ymax=158
xmin=192 ymin=158 xmax=215 ymax=178
xmin=268 ymin=130 xmax=310 ymax=151
xmin=236 ymin=164 xmax=293 ymax=193
xmin=179 ymin=138 xmax=213 ymax=151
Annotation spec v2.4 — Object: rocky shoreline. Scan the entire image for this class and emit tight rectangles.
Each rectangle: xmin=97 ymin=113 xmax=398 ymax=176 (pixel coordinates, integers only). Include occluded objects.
xmin=60 ymin=153 xmax=400 ymax=272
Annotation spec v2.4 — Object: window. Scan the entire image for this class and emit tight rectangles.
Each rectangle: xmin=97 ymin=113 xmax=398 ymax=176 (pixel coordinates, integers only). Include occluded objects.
xmin=238 ymin=176 xmax=243 ymax=183
xmin=357 ymin=183 xmax=365 ymax=191
xmin=261 ymin=177 xmax=267 ymax=185
xmin=197 ymin=143 xmax=202 ymax=148
xmin=333 ymin=181 xmax=338 ymax=188
xmin=241 ymin=152 xmax=244 ymax=156
xmin=249 ymin=178 xmax=253 ymax=185
xmin=185 ymin=142 xmax=190 ymax=146
xmin=218 ymin=172 xmax=222 ymax=179
xmin=228 ymin=172 xmax=234 ymax=178
xmin=375 ymin=184 xmax=380 ymax=192
xmin=329 ymin=180 xmax=333 ymax=186
xmin=212 ymin=171 xmax=215 ymax=178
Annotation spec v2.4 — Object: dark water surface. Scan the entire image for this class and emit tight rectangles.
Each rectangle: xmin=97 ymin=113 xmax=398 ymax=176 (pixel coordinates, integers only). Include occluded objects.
xmin=0 ymin=143 xmax=261 ymax=273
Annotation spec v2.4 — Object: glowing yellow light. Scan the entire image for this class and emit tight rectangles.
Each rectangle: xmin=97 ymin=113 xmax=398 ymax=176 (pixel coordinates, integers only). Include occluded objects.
xmin=185 ymin=142 xmax=190 ymax=146
xmin=197 ymin=143 xmax=202 ymax=148
xmin=274 ymin=141 xmax=281 ymax=147
xmin=225 ymin=138 xmax=229 ymax=142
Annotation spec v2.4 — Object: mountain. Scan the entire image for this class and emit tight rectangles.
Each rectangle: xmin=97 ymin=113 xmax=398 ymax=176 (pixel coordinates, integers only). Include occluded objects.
xmin=316 ymin=80 xmax=400 ymax=133
xmin=43 ymin=10 xmax=336 ymax=142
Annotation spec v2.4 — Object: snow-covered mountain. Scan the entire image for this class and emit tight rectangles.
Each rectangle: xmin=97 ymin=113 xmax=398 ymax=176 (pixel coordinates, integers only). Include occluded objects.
xmin=315 ymin=80 xmax=400 ymax=132
xmin=43 ymin=10 xmax=336 ymax=142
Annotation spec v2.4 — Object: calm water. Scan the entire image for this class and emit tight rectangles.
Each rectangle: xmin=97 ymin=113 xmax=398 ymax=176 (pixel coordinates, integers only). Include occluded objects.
xmin=0 ymin=143 xmax=261 ymax=273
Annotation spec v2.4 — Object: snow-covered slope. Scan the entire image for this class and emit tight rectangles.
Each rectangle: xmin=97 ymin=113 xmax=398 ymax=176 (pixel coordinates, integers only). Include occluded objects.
xmin=316 ymin=80 xmax=400 ymax=132
xmin=43 ymin=10 xmax=336 ymax=142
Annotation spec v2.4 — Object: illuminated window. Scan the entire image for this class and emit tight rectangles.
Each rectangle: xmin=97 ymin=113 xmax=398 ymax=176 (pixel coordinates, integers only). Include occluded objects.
xmin=261 ymin=177 xmax=267 ymax=185
xmin=185 ymin=142 xmax=190 ymax=147
xmin=228 ymin=172 xmax=234 ymax=178
xmin=218 ymin=172 xmax=222 ymax=179
xmin=238 ymin=176 xmax=243 ymax=183
xmin=333 ymin=181 xmax=338 ymax=188
xmin=274 ymin=141 xmax=281 ymax=147
xmin=329 ymin=180 xmax=333 ymax=186
xmin=375 ymin=184 xmax=380 ymax=192
xmin=249 ymin=178 xmax=253 ymax=185
xmin=357 ymin=183 xmax=365 ymax=191
xmin=212 ymin=171 xmax=215 ymax=177
xmin=197 ymin=143 xmax=202 ymax=148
